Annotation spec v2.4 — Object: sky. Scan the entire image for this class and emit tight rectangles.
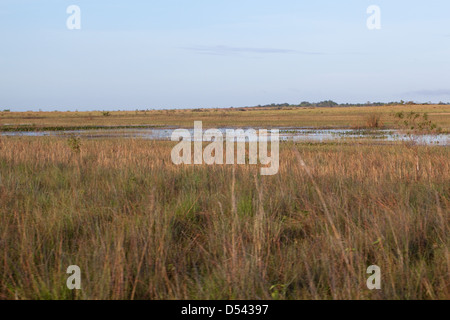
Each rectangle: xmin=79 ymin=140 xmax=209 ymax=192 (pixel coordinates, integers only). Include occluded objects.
xmin=0 ymin=0 xmax=449 ymax=111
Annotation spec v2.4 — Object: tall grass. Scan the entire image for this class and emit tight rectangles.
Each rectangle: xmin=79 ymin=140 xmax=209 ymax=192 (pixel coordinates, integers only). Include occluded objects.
xmin=0 ymin=137 xmax=448 ymax=299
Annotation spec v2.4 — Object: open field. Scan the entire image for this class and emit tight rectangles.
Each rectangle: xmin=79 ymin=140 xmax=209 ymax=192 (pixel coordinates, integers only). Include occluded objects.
xmin=0 ymin=137 xmax=448 ymax=299
xmin=2 ymin=105 xmax=450 ymax=130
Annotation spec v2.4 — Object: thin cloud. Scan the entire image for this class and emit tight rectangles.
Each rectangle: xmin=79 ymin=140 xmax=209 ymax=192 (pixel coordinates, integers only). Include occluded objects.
xmin=183 ymin=45 xmax=323 ymax=56
xmin=408 ymin=89 xmax=450 ymax=96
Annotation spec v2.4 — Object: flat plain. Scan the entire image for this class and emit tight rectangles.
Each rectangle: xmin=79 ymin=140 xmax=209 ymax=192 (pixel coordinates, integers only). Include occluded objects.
xmin=1 ymin=104 xmax=450 ymax=129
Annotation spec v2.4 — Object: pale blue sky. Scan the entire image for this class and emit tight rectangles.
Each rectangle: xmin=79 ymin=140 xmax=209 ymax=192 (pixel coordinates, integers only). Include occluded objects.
xmin=1 ymin=0 xmax=449 ymax=111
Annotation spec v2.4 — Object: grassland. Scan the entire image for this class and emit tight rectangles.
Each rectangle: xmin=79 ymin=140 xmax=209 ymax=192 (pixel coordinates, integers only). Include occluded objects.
xmin=0 ymin=136 xmax=448 ymax=299
xmin=1 ymin=104 xmax=450 ymax=130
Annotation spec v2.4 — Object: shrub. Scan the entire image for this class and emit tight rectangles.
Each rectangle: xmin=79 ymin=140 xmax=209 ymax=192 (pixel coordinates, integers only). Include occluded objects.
xmin=366 ymin=114 xmax=382 ymax=128
xmin=67 ymin=136 xmax=81 ymax=152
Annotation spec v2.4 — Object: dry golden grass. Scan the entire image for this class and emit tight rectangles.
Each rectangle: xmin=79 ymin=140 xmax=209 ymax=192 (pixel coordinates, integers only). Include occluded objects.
xmin=0 ymin=137 xmax=448 ymax=299
xmin=1 ymin=105 xmax=450 ymax=129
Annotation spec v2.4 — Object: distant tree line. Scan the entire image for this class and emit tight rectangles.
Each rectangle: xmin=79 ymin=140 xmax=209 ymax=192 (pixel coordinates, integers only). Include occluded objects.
xmin=248 ymin=100 xmax=450 ymax=109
